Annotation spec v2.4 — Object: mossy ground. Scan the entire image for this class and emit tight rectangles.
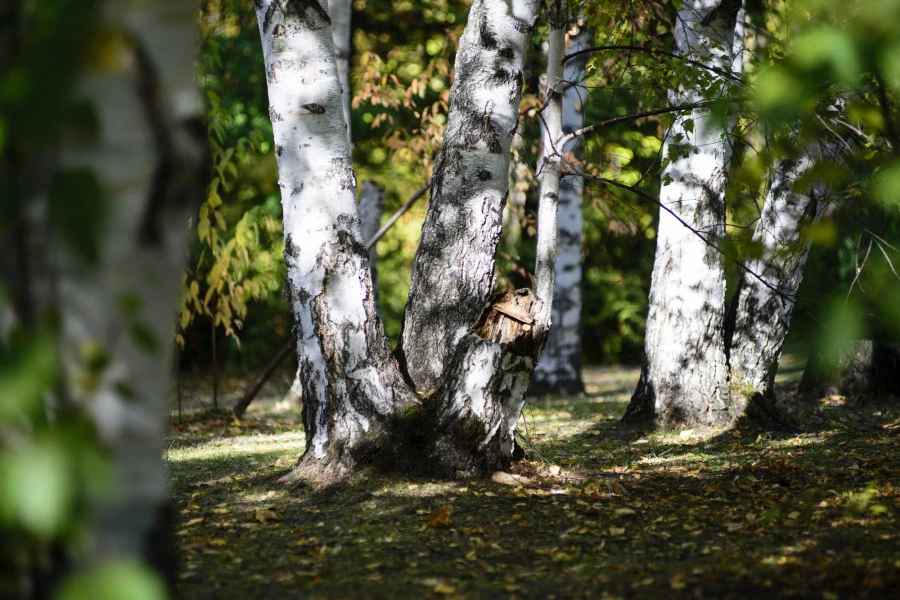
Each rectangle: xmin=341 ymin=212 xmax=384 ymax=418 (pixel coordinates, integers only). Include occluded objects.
xmin=167 ymin=360 xmax=898 ymax=599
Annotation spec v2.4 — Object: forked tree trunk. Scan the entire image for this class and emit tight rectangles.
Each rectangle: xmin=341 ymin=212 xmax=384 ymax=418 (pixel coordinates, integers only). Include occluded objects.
xmin=397 ymin=0 xmax=540 ymax=396
xmin=624 ymin=0 xmax=746 ymax=428
xmin=531 ymin=17 xmax=591 ymax=396
xmin=282 ymin=0 xmax=355 ymax=404
xmin=725 ymin=148 xmax=830 ymax=403
xmin=256 ymin=0 xmax=544 ymax=484
xmin=54 ymin=0 xmax=203 ymax=584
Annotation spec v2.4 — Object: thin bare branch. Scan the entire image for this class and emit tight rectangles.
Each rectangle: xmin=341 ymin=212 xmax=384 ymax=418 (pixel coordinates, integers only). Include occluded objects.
xmin=563 ymin=44 xmax=745 ymax=85
xmin=581 ymin=172 xmax=800 ymax=304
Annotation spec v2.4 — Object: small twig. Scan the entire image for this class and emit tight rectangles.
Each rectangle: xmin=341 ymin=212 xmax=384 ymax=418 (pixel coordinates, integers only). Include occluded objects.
xmin=845 ymin=235 xmax=873 ymax=304
xmin=558 ymin=100 xmax=722 ymax=148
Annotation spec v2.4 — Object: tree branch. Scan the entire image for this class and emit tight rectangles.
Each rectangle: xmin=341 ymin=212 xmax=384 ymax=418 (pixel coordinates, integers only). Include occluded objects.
xmin=581 ymin=172 xmax=801 ymax=304
xmin=558 ymin=99 xmax=722 ymax=147
xmin=563 ymin=44 xmax=745 ymax=85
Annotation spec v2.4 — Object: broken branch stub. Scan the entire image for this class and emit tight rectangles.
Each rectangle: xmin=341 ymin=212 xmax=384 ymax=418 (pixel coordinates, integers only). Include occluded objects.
xmin=475 ymin=289 xmax=543 ymax=355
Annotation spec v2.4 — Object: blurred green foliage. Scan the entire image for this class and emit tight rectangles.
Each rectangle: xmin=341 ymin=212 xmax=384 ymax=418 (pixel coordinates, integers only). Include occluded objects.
xmin=752 ymin=0 xmax=900 ymax=358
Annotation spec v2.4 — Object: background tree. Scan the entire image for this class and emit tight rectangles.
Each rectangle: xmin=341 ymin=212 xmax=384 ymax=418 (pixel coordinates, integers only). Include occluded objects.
xmin=531 ymin=16 xmax=591 ymax=397
xmin=624 ymin=0 xmax=747 ymax=428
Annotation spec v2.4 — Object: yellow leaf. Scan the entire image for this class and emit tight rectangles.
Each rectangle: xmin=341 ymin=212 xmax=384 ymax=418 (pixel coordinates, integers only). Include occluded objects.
xmin=184 ymin=517 xmax=205 ymax=527
xmin=425 ymin=505 xmax=454 ymax=529
xmin=433 ymin=582 xmax=455 ymax=594
xmin=670 ymin=573 xmax=687 ymax=589
xmin=614 ymin=508 xmax=636 ymax=516
xmin=609 ymin=527 xmax=625 ymax=536
xmin=254 ymin=508 xmax=283 ymax=523
xmin=208 ymin=538 xmax=227 ymax=546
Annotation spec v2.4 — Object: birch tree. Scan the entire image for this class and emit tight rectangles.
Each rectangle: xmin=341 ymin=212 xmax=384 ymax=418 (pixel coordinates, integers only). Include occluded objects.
xmin=531 ymin=16 xmax=591 ymax=396
xmin=726 ymin=133 xmax=843 ymax=404
xmin=59 ymin=0 xmax=203 ymax=585
xmin=254 ymin=0 xmax=561 ymax=483
xmin=624 ymin=0 xmax=746 ymax=427
xmin=1 ymin=0 xmax=203 ymax=594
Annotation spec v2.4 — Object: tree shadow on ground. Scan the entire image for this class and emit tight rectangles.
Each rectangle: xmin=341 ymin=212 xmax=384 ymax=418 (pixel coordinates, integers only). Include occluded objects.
xmin=168 ymin=370 xmax=899 ymax=599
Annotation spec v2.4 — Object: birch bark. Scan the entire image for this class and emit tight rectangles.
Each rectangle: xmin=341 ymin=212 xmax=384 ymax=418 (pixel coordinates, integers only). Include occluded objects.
xmin=254 ymin=0 xmax=417 ymax=482
xmin=531 ymin=17 xmax=590 ymax=396
xmin=624 ymin=0 xmax=746 ymax=427
xmin=726 ymin=143 xmax=835 ymax=402
xmin=55 ymin=0 xmax=203 ymax=582
xmin=397 ymin=0 xmax=540 ymax=395
xmin=425 ymin=0 xmax=561 ymax=471
xmin=257 ymin=0 xmax=550 ymax=481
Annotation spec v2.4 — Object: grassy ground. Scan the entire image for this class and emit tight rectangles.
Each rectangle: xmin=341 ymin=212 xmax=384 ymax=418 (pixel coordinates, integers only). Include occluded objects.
xmin=167 ymin=361 xmax=899 ymax=599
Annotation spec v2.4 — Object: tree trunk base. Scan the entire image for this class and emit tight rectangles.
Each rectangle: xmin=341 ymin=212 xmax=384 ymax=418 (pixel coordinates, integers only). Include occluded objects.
xmin=801 ymin=340 xmax=900 ymax=397
xmin=732 ymin=392 xmax=799 ymax=433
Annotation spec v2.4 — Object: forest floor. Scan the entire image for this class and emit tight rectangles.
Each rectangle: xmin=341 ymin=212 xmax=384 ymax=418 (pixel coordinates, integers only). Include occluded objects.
xmin=167 ymin=358 xmax=899 ymax=599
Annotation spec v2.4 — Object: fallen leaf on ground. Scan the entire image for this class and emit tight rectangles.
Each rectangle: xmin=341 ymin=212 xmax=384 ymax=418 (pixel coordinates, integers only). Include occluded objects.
xmin=254 ymin=508 xmax=283 ymax=523
xmin=425 ymin=505 xmax=453 ymax=528
xmin=492 ymin=471 xmax=532 ymax=487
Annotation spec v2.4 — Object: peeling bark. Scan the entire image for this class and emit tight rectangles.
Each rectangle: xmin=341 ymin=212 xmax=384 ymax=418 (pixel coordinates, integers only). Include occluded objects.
xmin=398 ymin=0 xmax=540 ymax=396
xmin=624 ymin=0 xmax=746 ymax=428
xmin=532 ymin=17 xmax=591 ymax=396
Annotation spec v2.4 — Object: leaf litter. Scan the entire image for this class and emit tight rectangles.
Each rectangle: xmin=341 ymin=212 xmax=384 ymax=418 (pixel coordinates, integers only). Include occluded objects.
xmin=168 ymin=365 xmax=899 ymax=599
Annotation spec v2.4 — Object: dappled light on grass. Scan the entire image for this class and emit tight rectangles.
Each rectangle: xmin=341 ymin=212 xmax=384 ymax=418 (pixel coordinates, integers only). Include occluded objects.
xmin=167 ymin=366 xmax=898 ymax=599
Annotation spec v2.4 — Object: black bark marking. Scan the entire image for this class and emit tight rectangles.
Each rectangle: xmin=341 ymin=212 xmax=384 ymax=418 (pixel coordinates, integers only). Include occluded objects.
xmin=479 ymin=13 xmax=498 ymax=49
xmin=131 ymin=36 xmax=206 ymax=247
xmin=265 ymin=0 xmax=331 ymax=33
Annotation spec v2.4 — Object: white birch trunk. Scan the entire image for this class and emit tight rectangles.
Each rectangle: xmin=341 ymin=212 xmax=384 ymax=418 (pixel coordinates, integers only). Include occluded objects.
xmin=55 ymin=0 xmax=203 ymax=581
xmin=726 ymin=147 xmax=832 ymax=401
xmin=625 ymin=0 xmax=746 ymax=427
xmin=283 ymin=0 xmax=355 ymax=404
xmin=398 ymin=0 xmax=540 ymax=395
xmin=532 ymin=17 xmax=590 ymax=396
xmin=255 ymin=1 xmax=417 ymax=482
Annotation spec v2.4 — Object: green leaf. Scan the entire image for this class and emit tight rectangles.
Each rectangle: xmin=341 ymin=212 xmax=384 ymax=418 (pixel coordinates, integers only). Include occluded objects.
xmin=0 ymin=442 xmax=71 ymax=538
xmin=56 ymin=559 xmax=167 ymax=600
xmin=793 ymin=27 xmax=861 ymax=84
